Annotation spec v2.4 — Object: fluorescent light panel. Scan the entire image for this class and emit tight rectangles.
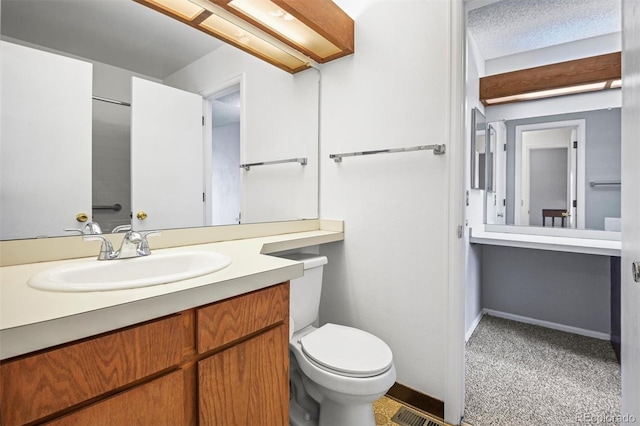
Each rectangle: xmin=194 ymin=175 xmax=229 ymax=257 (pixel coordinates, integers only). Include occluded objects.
xmin=485 ymin=82 xmax=610 ymax=105
xmin=147 ymin=0 xmax=204 ymax=20
xmin=199 ymin=14 xmax=308 ymax=69
xmin=229 ymin=0 xmax=341 ymax=58
xmin=135 ymin=0 xmax=311 ymax=72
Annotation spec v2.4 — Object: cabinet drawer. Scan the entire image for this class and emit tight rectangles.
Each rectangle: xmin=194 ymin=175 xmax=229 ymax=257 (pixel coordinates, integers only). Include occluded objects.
xmin=0 ymin=315 xmax=183 ymax=425
xmin=197 ymin=282 xmax=289 ymax=354
xmin=45 ymin=370 xmax=185 ymax=426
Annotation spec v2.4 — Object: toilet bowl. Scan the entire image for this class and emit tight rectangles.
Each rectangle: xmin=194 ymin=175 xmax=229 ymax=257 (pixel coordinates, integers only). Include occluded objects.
xmin=279 ymin=253 xmax=396 ymax=426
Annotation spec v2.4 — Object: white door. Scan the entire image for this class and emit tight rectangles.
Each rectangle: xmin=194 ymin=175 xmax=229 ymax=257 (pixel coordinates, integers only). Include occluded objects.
xmin=0 ymin=41 xmax=92 ymax=239
xmin=621 ymin=0 xmax=640 ymax=417
xmin=131 ymin=77 xmax=204 ymax=231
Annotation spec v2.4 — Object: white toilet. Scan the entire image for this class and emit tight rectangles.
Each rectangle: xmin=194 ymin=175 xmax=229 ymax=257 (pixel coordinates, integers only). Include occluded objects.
xmin=280 ymin=253 xmax=396 ymax=426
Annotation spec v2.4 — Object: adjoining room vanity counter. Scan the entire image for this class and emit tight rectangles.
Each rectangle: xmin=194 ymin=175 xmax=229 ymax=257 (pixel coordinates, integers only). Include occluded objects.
xmin=0 ymin=219 xmax=344 ymax=360
xmin=470 ymin=224 xmax=621 ymax=257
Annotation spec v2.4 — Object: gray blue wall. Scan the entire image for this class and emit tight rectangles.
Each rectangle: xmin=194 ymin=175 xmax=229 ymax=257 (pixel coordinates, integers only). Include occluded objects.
xmin=482 ymin=245 xmax=611 ymax=334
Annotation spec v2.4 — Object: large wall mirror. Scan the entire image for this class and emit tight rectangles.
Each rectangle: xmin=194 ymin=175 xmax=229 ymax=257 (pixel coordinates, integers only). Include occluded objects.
xmin=484 ymin=108 xmax=621 ymax=232
xmin=0 ymin=0 xmax=320 ymax=241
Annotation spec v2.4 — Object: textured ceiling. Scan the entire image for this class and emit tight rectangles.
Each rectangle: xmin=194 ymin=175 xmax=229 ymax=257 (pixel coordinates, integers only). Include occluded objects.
xmin=467 ymin=0 xmax=621 ymax=60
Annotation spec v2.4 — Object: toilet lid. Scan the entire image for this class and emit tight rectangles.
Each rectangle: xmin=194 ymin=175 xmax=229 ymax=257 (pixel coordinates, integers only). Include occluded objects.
xmin=299 ymin=323 xmax=393 ymax=378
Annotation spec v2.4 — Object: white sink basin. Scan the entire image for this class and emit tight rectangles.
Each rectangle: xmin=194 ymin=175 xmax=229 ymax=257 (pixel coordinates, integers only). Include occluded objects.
xmin=28 ymin=251 xmax=232 ymax=292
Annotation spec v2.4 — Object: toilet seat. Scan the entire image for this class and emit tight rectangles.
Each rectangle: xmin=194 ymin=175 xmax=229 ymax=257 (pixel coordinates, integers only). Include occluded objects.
xmin=299 ymin=323 xmax=393 ymax=378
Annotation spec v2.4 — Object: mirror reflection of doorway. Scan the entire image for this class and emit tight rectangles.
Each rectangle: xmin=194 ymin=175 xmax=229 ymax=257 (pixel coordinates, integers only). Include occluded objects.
xmin=515 ymin=120 xmax=585 ymax=228
xmin=208 ymin=84 xmax=242 ymax=226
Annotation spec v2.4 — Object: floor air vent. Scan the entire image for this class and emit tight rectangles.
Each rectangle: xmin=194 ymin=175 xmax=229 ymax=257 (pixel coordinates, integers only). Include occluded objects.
xmin=391 ymin=407 xmax=440 ymax=426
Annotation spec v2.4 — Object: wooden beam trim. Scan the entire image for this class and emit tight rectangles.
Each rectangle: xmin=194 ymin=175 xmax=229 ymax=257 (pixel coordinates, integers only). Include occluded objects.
xmin=480 ymin=52 xmax=621 ymax=104
xmin=274 ymin=0 xmax=355 ymax=53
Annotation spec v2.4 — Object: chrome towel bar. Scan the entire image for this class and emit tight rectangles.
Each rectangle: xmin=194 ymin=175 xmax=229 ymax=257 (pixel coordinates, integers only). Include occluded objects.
xmin=92 ymin=95 xmax=131 ymax=107
xmin=589 ymin=180 xmax=621 ymax=187
xmin=240 ymin=157 xmax=308 ymax=171
xmin=329 ymin=144 xmax=446 ymax=162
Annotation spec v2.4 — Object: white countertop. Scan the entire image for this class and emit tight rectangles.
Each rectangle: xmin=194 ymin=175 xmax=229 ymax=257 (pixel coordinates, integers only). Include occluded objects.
xmin=0 ymin=224 xmax=344 ymax=360
xmin=470 ymin=226 xmax=621 ymax=256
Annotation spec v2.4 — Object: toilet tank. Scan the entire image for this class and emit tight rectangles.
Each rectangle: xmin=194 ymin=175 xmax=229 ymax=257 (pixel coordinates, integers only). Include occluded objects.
xmin=278 ymin=253 xmax=328 ymax=333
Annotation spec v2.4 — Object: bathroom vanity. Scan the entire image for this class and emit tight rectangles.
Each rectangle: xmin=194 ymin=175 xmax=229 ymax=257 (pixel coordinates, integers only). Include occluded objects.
xmin=1 ymin=283 xmax=288 ymax=425
xmin=0 ymin=220 xmax=344 ymax=425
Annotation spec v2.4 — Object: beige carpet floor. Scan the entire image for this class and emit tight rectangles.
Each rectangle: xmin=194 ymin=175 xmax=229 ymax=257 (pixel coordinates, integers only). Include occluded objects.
xmin=464 ymin=315 xmax=621 ymax=426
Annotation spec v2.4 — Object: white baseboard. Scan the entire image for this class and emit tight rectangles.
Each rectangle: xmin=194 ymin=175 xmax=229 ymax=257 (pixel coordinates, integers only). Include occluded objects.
xmin=465 ymin=311 xmax=484 ymax=342
xmin=483 ymin=309 xmax=611 ymax=341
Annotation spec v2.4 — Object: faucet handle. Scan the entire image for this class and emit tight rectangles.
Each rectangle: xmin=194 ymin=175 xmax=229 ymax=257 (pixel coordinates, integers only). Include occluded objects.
xmin=65 ymin=222 xmax=103 ymax=236
xmin=112 ymin=224 xmax=132 ymax=233
xmin=82 ymin=234 xmax=116 ymax=260
xmin=138 ymin=230 xmax=161 ymax=256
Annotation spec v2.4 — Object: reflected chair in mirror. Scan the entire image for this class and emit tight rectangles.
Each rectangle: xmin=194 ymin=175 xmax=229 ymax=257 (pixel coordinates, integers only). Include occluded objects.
xmin=542 ymin=209 xmax=567 ymax=227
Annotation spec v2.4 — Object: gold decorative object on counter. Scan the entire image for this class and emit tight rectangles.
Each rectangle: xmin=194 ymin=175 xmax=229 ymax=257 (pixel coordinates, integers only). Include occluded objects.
xmin=75 ymin=213 xmax=88 ymax=222
xmin=136 ymin=211 xmax=148 ymax=220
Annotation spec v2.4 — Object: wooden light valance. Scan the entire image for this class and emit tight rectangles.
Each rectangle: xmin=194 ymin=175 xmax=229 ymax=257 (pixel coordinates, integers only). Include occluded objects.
xmin=135 ymin=0 xmax=354 ymax=74
xmin=480 ymin=52 xmax=621 ymax=106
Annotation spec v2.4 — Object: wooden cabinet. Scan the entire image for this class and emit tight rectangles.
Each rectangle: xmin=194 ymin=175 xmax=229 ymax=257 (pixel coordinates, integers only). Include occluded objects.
xmin=0 ymin=282 xmax=289 ymax=425
xmin=197 ymin=282 xmax=289 ymax=426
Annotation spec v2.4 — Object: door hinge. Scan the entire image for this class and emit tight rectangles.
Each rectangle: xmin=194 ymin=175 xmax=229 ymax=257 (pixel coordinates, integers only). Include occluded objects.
xmin=573 ymin=199 xmax=577 ymax=208
xmin=503 ymin=143 xmax=507 ymax=151
xmin=202 ymin=192 xmax=206 ymax=202
xmin=503 ymin=198 xmax=506 ymax=206
xmin=457 ymin=225 xmax=463 ymax=239
xmin=573 ymin=141 xmax=578 ymax=149
xmin=202 ymin=116 xmax=205 ymax=126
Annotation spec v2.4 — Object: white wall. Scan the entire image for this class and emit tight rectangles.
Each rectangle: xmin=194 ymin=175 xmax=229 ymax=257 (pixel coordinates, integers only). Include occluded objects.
xmin=164 ymin=45 xmax=319 ymax=223
xmin=319 ymin=0 xmax=460 ymax=405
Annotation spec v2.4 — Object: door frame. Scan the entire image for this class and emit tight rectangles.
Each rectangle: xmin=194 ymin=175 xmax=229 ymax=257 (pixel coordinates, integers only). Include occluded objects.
xmin=199 ymin=74 xmax=246 ymax=226
xmin=514 ymin=120 xmax=585 ymax=228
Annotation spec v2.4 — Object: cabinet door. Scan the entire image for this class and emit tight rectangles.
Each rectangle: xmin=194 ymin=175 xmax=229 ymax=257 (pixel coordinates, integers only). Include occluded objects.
xmin=130 ymin=77 xmax=204 ymax=231
xmin=198 ymin=324 xmax=289 ymax=426
xmin=45 ymin=370 xmax=184 ymax=426
xmin=0 ymin=315 xmax=182 ymax=425
xmin=0 ymin=41 xmax=92 ymax=239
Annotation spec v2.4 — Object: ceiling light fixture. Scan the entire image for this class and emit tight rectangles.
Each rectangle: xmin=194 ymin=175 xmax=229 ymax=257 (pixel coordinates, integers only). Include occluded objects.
xmin=134 ymin=0 xmax=354 ymax=73
xmin=480 ymin=52 xmax=621 ymax=106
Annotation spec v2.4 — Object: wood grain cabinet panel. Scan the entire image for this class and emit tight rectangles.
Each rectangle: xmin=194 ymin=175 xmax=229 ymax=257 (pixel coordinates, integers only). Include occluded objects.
xmin=0 ymin=315 xmax=183 ymax=425
xmin=44 ymin=370 xmax=185 ymax=426
xmin=198 ymin=324 xmax=289 ymax=426
xmin=0 ymin=282 xmax=290 ymax=425
xmin=197 ymin=283 xmax=289 ymax=354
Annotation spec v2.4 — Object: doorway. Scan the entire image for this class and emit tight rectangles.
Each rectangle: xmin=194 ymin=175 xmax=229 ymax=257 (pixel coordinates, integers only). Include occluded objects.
xmin=204 ymin=83 xmax=242 ymax=226
xmin=514 ymin=120 xmax=585 ymax=229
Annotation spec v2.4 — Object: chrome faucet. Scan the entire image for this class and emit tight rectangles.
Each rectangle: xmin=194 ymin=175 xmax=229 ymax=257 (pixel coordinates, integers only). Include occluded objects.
xmin=116 ymin=230 xmax=160 ymax=259
xmin=80 ymin=229 xmax=160 ymax=260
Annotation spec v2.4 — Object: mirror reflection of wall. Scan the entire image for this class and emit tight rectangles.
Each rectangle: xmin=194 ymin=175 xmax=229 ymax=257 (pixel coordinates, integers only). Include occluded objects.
xmin=0 ymin=1 xmax=320 ymax=241
xmin=494 ymin=108 xmax=621 ymax=231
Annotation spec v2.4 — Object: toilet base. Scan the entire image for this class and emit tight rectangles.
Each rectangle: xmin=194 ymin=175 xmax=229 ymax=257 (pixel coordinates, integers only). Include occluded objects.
xmin=318 ymin=399 xmax=376 ymax=426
